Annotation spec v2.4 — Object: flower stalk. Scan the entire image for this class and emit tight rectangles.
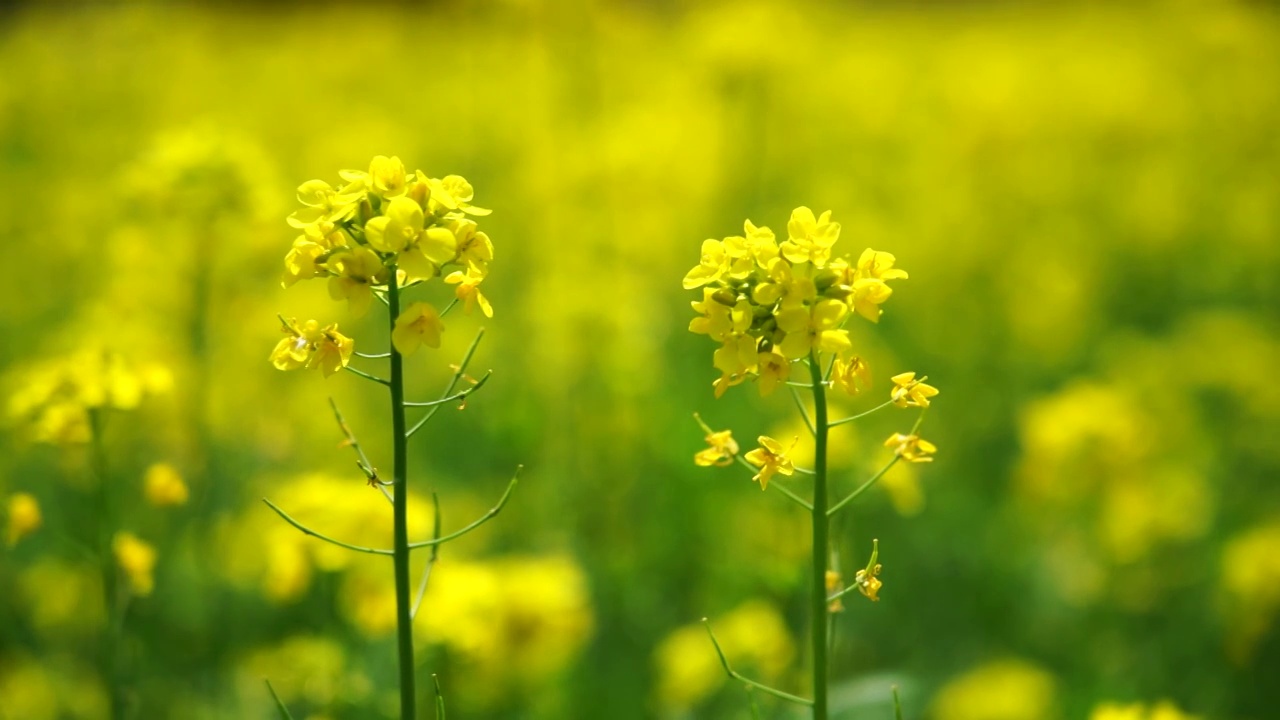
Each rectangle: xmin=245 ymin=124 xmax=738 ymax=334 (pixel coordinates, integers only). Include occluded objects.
xmin=807 ymin=353 xmax=831 ymax=720
xmin=386 ymin=266 xmax=417 ymax=720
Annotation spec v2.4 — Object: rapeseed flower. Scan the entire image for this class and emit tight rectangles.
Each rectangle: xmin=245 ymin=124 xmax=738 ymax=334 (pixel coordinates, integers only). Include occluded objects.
xmin=890 ymin=371 xmax=940 ymax=408
xmin=391 ymin=302 xmax=444 ymax=357
xmin=270 ymin=318 xmax=353 ymax=377
xmin=694 ymin=428 xmax=739 ymax=467
xmin=744 ymin=435 xmax=796 ymax=489
xmin=6 ymin=493 xmax=41 ymax=546
xmin=832 ymin=355 xmax=872 ymax=396
xmin=113 ymin=532 xmax=157 ymax=597
xmin=143 ymin=463 xmax=188 ymax=507
xmin=885 ymin=432 xmax=938 ymax=463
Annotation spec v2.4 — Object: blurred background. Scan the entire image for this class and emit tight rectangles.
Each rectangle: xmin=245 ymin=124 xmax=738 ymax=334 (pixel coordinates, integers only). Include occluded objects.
xmin=1 ymin=1 xmax=1278 ymax=718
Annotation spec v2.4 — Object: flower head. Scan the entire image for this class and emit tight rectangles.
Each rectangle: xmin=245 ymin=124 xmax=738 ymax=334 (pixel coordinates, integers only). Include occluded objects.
xmin=6 ymin=493 xmax=41 ymax=546
xmin=113 ymin=532 xmax=157 ymax=597
xmin=392 ymin=302 xmax=445 ymax=357
xmin=884 ymin=432 xmax=937 ymax=463
xmin=743 ymin=435 xmax=797 ymax=490
xmin=890 ymin=372 xmax=939 ymax=408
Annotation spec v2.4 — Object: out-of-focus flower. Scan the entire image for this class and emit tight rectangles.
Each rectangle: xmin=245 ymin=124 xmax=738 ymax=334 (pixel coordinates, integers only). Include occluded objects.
xmin=930 ymin=659 xmax=1058 ymax=720
xmin=694 ymin=427 xmax=739 ymax=467
xmin=832 ymin=355 xmax=872 ymax=396
xmin=885 ymin=432 xmax=938 ymax=463
xmin=890 ymin=371 xmax=939 ymax=408
xmin=391 ymin=302 xmax=444 ymax=356
xmin=6 ymin=350 xmax=170 ymax=445
xmin=1089 ymin=700 xmax=1201 ymax=720
xmin=113 ymin=532 xmax=157 ymax=597
xmin=1221 ymin=521 xmax=1280 ymax=661
xmin=744 ymin=435 xmax=797 ymax=489
xmin=6 ymin=492 xmax=42 ymax=546
xmin=826 ymin=569 xmax=845 ymax=612
xmin=143 ymin=463 xmax=188 ymax=506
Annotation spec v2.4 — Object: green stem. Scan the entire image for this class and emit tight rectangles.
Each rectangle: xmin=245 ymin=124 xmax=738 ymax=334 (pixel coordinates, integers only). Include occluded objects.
xmin=827 ymin=457 xmax=901 ymax=517
xmin=387 ymin=269 xmax=417 ymax=720
xmin=807 ymin=352 xmax=830 ymax=720
xmin=89 ymin=409 xmax=125 ymax=720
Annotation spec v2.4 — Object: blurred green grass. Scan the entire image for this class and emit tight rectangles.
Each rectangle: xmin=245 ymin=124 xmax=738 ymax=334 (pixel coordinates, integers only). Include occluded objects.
xmin=1 ymin=1 xmax=1278 ymax=718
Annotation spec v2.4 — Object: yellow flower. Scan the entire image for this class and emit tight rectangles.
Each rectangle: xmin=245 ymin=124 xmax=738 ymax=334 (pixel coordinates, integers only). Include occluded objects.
xmin=694 ymin=428 xmax=739 ymax=467
xmin=368 ymin=155 xmax=407 ymax=198
xmin=775 ymin=299 xmax=852 ymax=360
xmin=269 ymin=319 xmax=353 ymax=377
xmin=6 ymin=493 xmax=41 ymax=546
xmin=682 ymin=238 xmax=731 ymax=289
xmin=826 ymin=570 xmax=845 ymax=612
xmin=884 ymin=432 xmax=938 ymax=463
xmin=445 ymin=268 xmax=494 ymax=317
xmin=780 ymin=206 xmax=840 ymax=268
xmin=288 ymin=179 xmax=358 ymax=228
xmin=849 ymin=278 xmax=894 ymax=322
xmin=392 ymin=302 xmax=444 ymax=357
xmin=451 ymin=217 xmax=494 ymax=273
xmin=281 ymin=237 xmax=327 ymax=288
xmin=712 ymin=334 xmax=758 ymax=398
xmin=113 ymin=532 xmax=157 ymax=597
xmin=832 ymin=355 xmax=872 ymax=396
xmin=427 ymin=174 xmax=491 ymax=216
xmin=744 ymin=435 xmax=796 ymax=490
xmin=1089 ymin=703 xmax=1148 ymax=720
xmin=752 ymin=256 xmax=817 ymax=308
xmin=689 ymin=290 xmax=751 ymax=342
xmin=890 ymin=371 xmax=940 ymax=408
xmin=327 ymin=246 xmax=385 ymax=317
xmin=144 ymin=463 xmax=188 ymax=506
xmin=755 ymin=348 xmax=791 ymax=396
xmin=855 ymin=564 xmax=882 ymax=601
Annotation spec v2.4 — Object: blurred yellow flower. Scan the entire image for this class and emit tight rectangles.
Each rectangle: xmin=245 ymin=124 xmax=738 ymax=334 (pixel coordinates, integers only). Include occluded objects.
xmin=143 ymin=463 xmax=189 ymax=506
xmin=1089 ymin=700 xmax=1200 ymax=720
xmin=931 ymin=659 xmax=1058 ymax=720
xmin=391 ymin=302 xmax=444 ymax=356
xmin=113 ymin=532 xmax=157 ymax=597
xmin=832 ymin=354 xmax=872 ymax=396
xmin=744 ymin=435 xmax=797 ymax=489
xmin=855 ymin=564 xmax=883 ymax=602
xmin=885 ymin=432 xmax=938 ymax=463
xmin=1221 ymin=520 xmax=1280 ymax=660
xmin=890 ymin=371 xmax=939 ymax=408
xmin=694 ymin=427 xmax=739 ymax=467
xmin=826 ymin=569 xmax=845 ymax=612
xmin=6 ymin=492 xmax=42 ymax=546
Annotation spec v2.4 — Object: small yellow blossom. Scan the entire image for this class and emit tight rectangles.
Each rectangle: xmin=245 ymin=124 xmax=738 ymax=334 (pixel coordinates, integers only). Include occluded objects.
xmin=712 ymin=334 xmax=759 ymax=398
xmin=327 ymin=246 xmax=386 ymax=317
xmin=826 ymin=570 xmax=845 ymax=612
xmin=427 ymin=174 xmax=491 ymax=216
xmin=1088 ymin=700 xmax=1201 ymax=720
xmin=884 ymin=432 xmax=938 ymax=463
xmin=143 ymin=463 xmax=189 ymax=507
xmin=775 ymin=299 xmax=852 ymax=360
xmin=756 ymin=348 xmax=790 ymax=396
xmin=890 ymin=371 xmax=939 ymax=408
xmin=855 ymin=565 xmax=883 ymax=601
xmin=270 ymin=319 xmax=353 ymax=377
xmin=113 ymin=532 xmax=157 ymax=597
xmin=781 ymin=206 xmax=840 ymax=268
xmin=832 ymin=355 xmax=872 ymax=396
xmin=689 ymin=291 xmax=751 ymax=342
xmin=368 ymin=155 xmax=407 ymax=198
xmin=694 ymin=428 xmax=739 ymax=467
xmin=450 ymin=217 xmax=495 ymax=273
xmin=445 ymin=268 xmax=494 ymax=317
xmin=744 ymin=435 xmax=796 ymax=490
xmin=6 ymin=493 xmax=41 ymax=546
xmin=392 ymin=302 xmax=444 ymax=357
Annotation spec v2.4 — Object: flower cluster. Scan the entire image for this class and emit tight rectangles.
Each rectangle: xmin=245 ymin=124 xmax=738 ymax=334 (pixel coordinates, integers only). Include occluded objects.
xmin=273 ymin=156 xmax=496 ymax=374
xmin=6 ymin=350 xmax=171 ymax=445
xmin=685 ymin=207 xmax=907 ymax=397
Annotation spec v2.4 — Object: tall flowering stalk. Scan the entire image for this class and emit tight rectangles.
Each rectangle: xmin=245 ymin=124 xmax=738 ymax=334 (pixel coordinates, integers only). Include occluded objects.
xmin=266 ymin=156 xmax=518 ymax=719
xmin=6 ymin=350 xmax=172 ymax=720
xmin=685 ymin=207 xmax=938 ymax=718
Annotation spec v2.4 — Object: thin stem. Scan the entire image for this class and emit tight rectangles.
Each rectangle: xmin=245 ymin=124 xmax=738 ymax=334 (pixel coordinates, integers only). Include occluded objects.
xmin=265 ymin=679 xmax=297 ymax=720
xmin=89 ymin=409 xmax=125 ymax=720
xmin=402 ymin=370 xmax=491 ymax=407
xmin=827 ymin=456 xmax=901 ymax=517
xmin=405 ymin=328 xmax=486 ymax=439
xmin=410 ymin=493 xmax=442 ymax=620
xmin=434 ymin=674 xmax=447 ymax=719
xmin=355 ymin=351 xmax=392 ymax=359
xmin=407 ymin=466 xmax=521 ymax=550
xmin=703 ymin=620 xmax=813 ymax=706
xmin=344 ymin=365 xmax=391 ymax=387
xmin=387 ymin=265 xmax=417 ymax=720
xmin=893 ymin=685 xmax=905 ymax=720
xmin=329 ymin=397 xmax=380 ymax=485
xmin=439 ymin=297 xmax=460 ymax=319
xmin=807 ymin=352 xmax=830 ymax=720
xmin=827 ymin=399 xmax=895 ymax=428
xmin=789 ymin=386 xmax=817 ymax=436
xmin=261 ymin=499 xmax=392 ymax=555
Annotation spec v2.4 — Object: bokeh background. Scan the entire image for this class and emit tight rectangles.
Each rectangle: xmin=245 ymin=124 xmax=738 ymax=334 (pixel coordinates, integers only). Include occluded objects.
xmin=2 ymin=1 xmax=1278 ymax=718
